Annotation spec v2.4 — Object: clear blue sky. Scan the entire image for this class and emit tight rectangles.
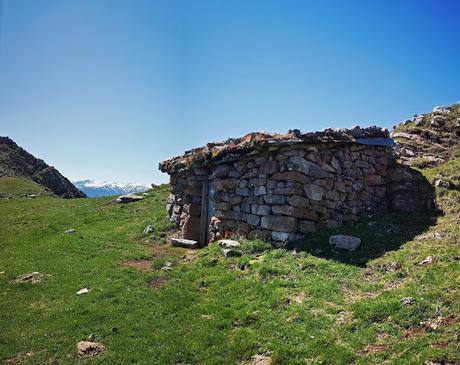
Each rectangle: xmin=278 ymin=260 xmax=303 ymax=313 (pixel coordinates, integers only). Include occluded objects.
xmin=1 ymin=0 xmax=459 ymax=185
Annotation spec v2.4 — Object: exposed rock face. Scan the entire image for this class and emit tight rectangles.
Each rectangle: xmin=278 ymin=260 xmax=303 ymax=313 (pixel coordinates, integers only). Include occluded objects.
xmin=0 ymin=136 xmax=86 ymax=198
xmin=159 ymin=127 xmax=425 ymax=247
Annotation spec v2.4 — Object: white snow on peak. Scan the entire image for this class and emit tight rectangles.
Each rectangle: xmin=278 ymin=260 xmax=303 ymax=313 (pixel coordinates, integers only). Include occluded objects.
xmin=72 ymin=179 xmax=150 ymax=198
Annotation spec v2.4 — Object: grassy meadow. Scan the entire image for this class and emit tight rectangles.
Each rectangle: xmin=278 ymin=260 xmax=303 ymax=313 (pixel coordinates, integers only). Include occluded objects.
xmin=0 ymin=177 xmax=459 ymax=364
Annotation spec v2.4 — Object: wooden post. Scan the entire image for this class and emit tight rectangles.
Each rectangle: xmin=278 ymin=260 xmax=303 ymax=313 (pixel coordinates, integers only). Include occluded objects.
xmin=199 ymin=179 xmax=209 ymax=246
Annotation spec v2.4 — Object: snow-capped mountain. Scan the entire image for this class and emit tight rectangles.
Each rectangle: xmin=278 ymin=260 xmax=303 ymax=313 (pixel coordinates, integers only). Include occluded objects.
xmin=73 ymin=179 xmax=150 ymax=198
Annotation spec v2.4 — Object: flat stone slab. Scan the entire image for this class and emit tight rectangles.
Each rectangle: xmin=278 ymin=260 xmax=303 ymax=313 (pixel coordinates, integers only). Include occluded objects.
xmin=329 ymin=235 xmax=361 ymax=251
xmin=171 ymin=238 xmax=198 ymax=249
xmin=116 ymin=194 xmax=145 ymax=203
xmin=218 ymin=239 xmax=240 ymax=248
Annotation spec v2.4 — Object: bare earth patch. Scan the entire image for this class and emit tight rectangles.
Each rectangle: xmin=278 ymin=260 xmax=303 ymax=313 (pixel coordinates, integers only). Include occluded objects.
xmin=123 ymin=259 xmax=153 ymax=271
xmin=76 ymin=341 xmax=105 ymax=357
xmin=148 ymin=276 xmax=169 ymax=288
xmin=358 ymin=344 xmax=390 ymax=355
xmin=405 ymin=315 xmax=456 ymax=338
xmin=5 ymin=352 xmax=33 ymax=364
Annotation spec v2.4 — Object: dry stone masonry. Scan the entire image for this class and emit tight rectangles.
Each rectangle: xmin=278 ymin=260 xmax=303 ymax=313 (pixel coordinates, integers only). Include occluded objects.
xmin=159 ymin=127 xmax=432 ymax=247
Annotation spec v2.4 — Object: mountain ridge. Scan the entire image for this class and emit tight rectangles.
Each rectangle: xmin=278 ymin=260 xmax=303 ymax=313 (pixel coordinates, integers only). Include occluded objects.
xmin=0 ymin=136 xmax=86 ymax=198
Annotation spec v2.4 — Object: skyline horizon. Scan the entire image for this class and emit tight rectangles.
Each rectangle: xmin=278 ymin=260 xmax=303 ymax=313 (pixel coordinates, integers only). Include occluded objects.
xmin=6 ymin=97 xmax=459 ymax=185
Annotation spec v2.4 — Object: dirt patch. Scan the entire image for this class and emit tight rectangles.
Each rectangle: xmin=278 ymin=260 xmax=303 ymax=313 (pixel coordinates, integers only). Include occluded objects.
xmin=123 ymin=259 xmax=153 ymax=271
xmin=405 ymin=315 xmax=456 ymax=337
xmin=5 ymin=352 xmax=33 ymax=364
xmin=148 ymin=276 xmax=169 ymax=288
xmin=358 ymin=344 xmax=390 ymax=355
xmin=76 ymin=341 xmax=105 ymax=357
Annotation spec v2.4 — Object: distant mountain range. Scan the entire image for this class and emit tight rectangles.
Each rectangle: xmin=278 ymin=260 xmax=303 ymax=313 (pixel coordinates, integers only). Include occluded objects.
xmin=73 ymin=179 xmax=150 ymax=197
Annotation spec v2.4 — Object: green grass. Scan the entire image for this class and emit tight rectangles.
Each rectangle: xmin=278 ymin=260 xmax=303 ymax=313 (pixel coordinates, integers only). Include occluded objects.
xmin=0 ymin=177 xmax=45 ymax=196
xmin=1 ymin=184 xmax=459 ymax=364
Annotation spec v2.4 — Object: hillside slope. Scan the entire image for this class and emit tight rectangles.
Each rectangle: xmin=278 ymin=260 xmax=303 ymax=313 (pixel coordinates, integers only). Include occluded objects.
xmin=391 ymin=102 xmax=460 ymax=168
xmin=0 ymin=137 xmax=86 ymax=198
xmin=391 ymin=102 xmax=460 ymax=215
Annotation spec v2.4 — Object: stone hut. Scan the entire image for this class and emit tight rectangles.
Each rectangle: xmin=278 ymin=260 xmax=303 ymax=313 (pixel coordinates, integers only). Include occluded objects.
xmin=159 ymin=127 xmax=398 ymax=247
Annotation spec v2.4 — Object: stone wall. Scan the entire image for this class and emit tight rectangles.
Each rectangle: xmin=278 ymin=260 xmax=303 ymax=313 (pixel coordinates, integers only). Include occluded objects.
xmin=166 ymin=142 xmax=394 ymax=247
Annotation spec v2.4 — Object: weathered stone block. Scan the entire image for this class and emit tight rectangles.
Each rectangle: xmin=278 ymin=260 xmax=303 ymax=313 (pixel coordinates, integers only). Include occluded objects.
xmin=246 ymin=214 xmax=261 ymax=226
xmin=236 ymin=187 xmax=250 ymax=196
xmin=272 ymin=171 xmax=309 ymax=184
xmin=261 ymin=215 xmax=297 ymax=232
xmin=298 ymin=220 xmax=315 ymax=233
xmin=287 ymin=195 xmax=308 ymax=207
xmin=254 ymin=186 xmax=267 ymax=196
xmin=263 ymin=194 xmax=286 ymax=205
xmin=251 ymin=204 xmax=271 ymax=216
xmin=304 ymin=184 xmax=325 ymax=201
xmin=271 ymin=231 xmax=290 ymax=241
xmin=364 ymin=174 xmax=385 ymax=186
xmin=214 ymin=179 xmax=240 ymax=191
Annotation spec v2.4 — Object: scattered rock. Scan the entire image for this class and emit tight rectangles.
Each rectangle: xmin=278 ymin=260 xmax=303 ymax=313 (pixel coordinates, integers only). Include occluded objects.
xmin=221 ymin=248 xmax=242 ymax=258
xmin=76 ymin=341 xmax=105 ymax=357
xmin=329 ymin=235 xmax=361 ymax=251
xmin=142 ymin=225 xmax=154 ymax=234
xmin=76 ymin=288 xmax=89 ymax=295
xmin=116 ymin=194 xmax=145 ymax=203
xmin=432 ymin=105 xmax=450 ymax=114
xmin=433 ymin=179 xmax=455 ymax=190
xmin=419 ymin=256 xmax=434 ymax=266
xmin=401 ymin=297 xmax=416 ymax=305
xmin=13 ymin=272 xmax=43 ymax=284
xmin=218 ymin=239 xmax=240 ymax=248
xmin=161 ymin=262 xmax=173 ymax=271
xmin=65 ymin=229 xmax=76 ymax=234
xmin=170 ymin=238 xmax=198 ymax=249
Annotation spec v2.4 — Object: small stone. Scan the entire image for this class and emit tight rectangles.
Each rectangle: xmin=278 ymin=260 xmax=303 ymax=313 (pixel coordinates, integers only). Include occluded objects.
xmin=329 ymin=235 xmax=361 ymax=251
xmin=65 ymin=229 xmax=76 ymax=234
xmin=433 ymin=179 xmax=454 ymax=190
xmin=13 ymin=272 xmax=42 ymax=284
xmin=142 ymin=225 xmax=154 ymax=234
xmin=76 ymin=341 xmax=105 ymax=357
xmin=170 ymin=238 xmax=198 ymax=249
xmin=218 ymin=239 xmax=240 ymax=248
xmin=76 ymin=288 xmax=89 ymax=295
xmin=419 ymin=255 xmax=434 ymax=265
xmin=401 ymin=297 xmax=416 ymax=305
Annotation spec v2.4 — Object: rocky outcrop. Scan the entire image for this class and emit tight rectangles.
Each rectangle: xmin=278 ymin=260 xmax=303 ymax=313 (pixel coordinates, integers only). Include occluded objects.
xmin=391 ymin=102 xmax=460 ymax=168
xmin=0 ymin=137 xmax=86 ymax=198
